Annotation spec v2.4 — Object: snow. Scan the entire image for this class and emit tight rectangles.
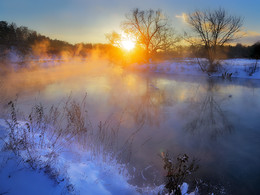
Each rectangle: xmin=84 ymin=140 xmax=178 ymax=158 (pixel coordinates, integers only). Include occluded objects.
xmin=0 ymin=155 xmax=66 ymax=195
xmin=0 ymin=119 xmax=165 ymax=195
xmin=133 ymin=58 xmax=260 ymax=80
xmin=0 ymin=116 xmax=199 ymax=195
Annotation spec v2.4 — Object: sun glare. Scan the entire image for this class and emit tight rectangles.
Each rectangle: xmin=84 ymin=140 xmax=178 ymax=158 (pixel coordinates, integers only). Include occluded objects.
xmin=121 ymin=33 xmax=136 ymax=51
xmin=121 ymin=40 xmax=135 ymax=51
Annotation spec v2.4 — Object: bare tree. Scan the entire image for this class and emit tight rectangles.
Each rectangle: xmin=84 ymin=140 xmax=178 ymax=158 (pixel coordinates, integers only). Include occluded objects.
xmin=121 ymin=8 xmax=178 ymax=60
xmin=187 ymin=8 xmax=243 ymax=72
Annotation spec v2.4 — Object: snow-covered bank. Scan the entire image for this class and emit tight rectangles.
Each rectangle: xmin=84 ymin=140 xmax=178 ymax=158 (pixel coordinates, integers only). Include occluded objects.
xmin=3 ymin=51 xmax=259 ymax=80
xmin=0 ymin=114 xmax=199 ymax=195
xmin=133 ymin=58 xmax=260 ymax=80
xmin=0 ymin=119 xmax=143 ymax=194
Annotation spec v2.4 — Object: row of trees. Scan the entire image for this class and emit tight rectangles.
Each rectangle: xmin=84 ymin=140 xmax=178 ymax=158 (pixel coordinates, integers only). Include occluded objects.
xmin=160 ymin=43 xmax=260 ymax=59
xmin=0 ymin=21 xmax=73 ymax=55
xmin=0 ymin=21 xmax=93 ymax=57
xmin=0 ymin=21 xmax=126 ymax=61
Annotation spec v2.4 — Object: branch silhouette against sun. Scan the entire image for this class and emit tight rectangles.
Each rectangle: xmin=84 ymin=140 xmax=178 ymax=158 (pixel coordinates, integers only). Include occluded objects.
xmin=106 ymin=8 xmax=179 ymax=60
xmin=105 ymin=31 xmax=136 ymax=51
xmin=122 ymin=8 xmax=180 ymax=59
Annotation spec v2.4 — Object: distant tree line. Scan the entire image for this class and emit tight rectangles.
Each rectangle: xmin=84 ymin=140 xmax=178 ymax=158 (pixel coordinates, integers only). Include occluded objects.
xmin=187 ymin=42 xmax=260 ymax=59
xmin=0 ymin=21 xmax=37 ymax=54
xmin=0 ymin=20 xmax=72 ymax=54
xmin=0 ymin=21 xmax=94 ymax=57
xmin=149 ymin=42 xmax=260 ymax=60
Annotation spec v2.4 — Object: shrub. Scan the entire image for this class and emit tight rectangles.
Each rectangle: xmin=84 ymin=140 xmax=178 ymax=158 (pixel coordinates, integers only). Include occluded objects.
xmin=161 ymin=152 xmax=199 ymax=195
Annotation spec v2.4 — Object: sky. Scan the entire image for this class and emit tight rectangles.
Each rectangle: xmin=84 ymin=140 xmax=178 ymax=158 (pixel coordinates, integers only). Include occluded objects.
xmin=0 ymin=0 xmax=260 ymax=45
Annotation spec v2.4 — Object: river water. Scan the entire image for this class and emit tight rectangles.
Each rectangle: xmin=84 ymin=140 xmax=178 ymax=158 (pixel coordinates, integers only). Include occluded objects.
xmin=1 ymin=67 xmax=260 ymax=194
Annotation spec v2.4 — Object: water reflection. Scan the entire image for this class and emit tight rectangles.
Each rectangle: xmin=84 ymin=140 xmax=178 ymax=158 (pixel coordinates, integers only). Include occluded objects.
xmin=104 ymin=74 xmax=172 ymax=128
xmin=184 ymin=79 xmax=233 ymax=139
xmin=103 ymin=75 xmax=172 ymax=165
xmin=129 ymin=78 xmax=171 ymax=127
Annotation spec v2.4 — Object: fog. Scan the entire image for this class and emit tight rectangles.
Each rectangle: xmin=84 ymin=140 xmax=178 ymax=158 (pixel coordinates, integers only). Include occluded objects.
xmin=0 ymin=48 xmax=126 ymax=102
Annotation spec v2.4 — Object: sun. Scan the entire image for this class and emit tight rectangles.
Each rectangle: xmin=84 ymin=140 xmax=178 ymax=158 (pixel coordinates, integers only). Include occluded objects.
xmin=120 ymin=33 xmax=136 ymax=51
xmin=121 ymin=40 xmax=135 ymax=51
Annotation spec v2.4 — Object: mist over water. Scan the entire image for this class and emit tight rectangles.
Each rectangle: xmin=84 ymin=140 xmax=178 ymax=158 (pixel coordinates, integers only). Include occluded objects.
xmin=1 ymin=57 xmax=260 ymax=194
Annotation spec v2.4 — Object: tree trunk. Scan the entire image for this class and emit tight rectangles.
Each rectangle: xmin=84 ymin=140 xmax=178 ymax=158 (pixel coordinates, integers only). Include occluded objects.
xmin=206 ymin=47 xmax=217 ymax=72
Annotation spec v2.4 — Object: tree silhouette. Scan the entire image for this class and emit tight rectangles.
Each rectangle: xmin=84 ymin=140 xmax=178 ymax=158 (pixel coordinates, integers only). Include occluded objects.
xmin=121 ymin=8 xmax=179 ymax=60
xmin=187 ymin=8 xmax=243 ymax=72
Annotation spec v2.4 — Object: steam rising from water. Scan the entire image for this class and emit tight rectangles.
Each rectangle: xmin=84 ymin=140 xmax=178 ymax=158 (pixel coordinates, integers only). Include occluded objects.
xmin=0 ymin=45 xmax=125 ymax=102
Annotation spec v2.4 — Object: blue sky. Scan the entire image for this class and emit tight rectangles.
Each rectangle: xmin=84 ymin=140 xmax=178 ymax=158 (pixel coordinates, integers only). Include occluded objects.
xmin=0 ymin=0 xmax=259 ymax=44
